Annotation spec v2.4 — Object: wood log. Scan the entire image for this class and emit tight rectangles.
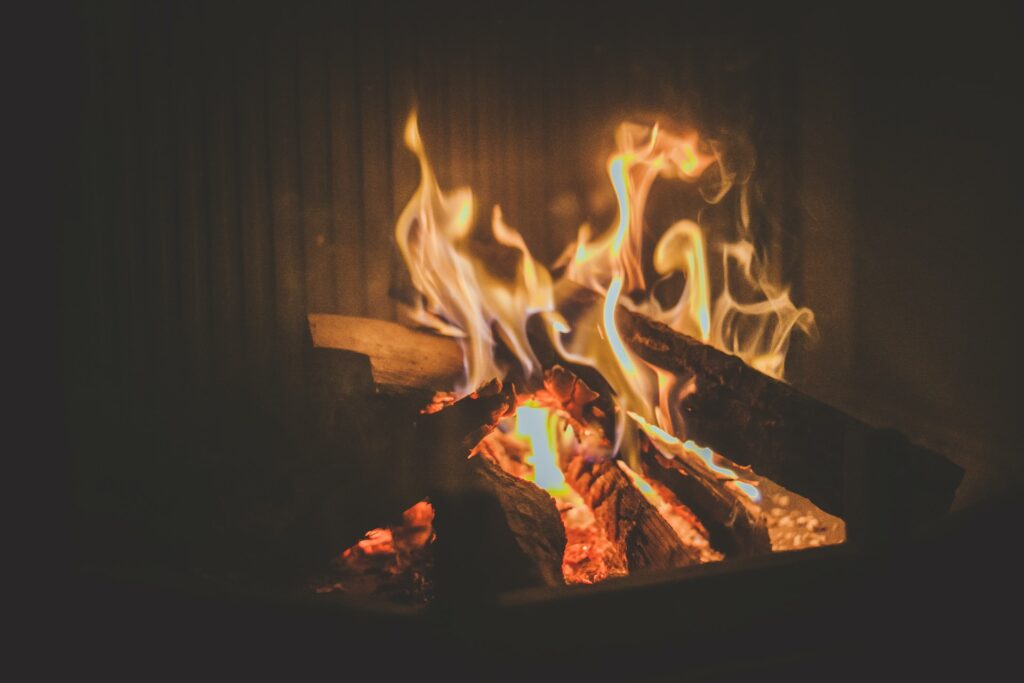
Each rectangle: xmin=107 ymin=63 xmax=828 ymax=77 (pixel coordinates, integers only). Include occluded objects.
xmin=541 ymin=363 xmax=770 ymax=559
xmin=637 ymin=441 xmax=771 ymax=558
xmin=461 ymin=453 xmax=567 ymax=589
xmin=562 ymin=454 xmax=700 ymax=572
xmin=308 ymin=313 xmax=463 ymax=391
xmin=617 ymin=310 xmax=964 ymax=523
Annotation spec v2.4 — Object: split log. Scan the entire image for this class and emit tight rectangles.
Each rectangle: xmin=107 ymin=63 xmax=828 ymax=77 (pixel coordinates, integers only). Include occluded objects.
xmin=618 ymin=310 xmax=964 ymax=523
xmin=459 ymin=453 xmax=567 ymax=589
xmin=562 ymin=454 xmax=700 ymax=572
xmin=637 ymin=442 xmax=771 ymax=558
xmin=308 ymin=314 xmax=463 ymax=391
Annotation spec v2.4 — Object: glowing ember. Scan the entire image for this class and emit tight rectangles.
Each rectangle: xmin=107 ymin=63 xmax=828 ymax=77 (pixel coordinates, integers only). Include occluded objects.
xmin=317 ymin=501 xmax=436 ymax=604
xmin=479 ymin=398 xmax=632 ymax=584
xmin=617 ymin=460 xmax=722 ymax=563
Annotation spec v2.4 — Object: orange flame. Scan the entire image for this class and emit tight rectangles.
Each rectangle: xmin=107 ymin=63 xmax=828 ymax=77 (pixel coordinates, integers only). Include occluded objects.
xmin=392 ymin=109 xmax=816 ymax=503
xmin=511 ymin=400 xmax=579 ymax=501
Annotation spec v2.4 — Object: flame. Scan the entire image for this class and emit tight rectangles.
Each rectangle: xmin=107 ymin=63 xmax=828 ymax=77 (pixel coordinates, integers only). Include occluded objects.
xmin=395 ymin=112 xmax=561 ymax=396
xmin=627 ymin=411 xmax=761 ymax=504
xmin=490 ymin=399 xmax=625 ymax=584
xmin=511 ymin=400 xmax=578 ymax=501
xmin=392 ymin=109 xmax=816 ymax=504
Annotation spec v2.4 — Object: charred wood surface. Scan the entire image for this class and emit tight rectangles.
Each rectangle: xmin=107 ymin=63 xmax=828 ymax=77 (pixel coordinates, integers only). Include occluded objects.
xmin=562 ymin=454 xmax=700 ymax=572
xmin=637 ymin=444 xmax=771 ymax=558
xmin=618 ymin=311 xmax=963 ymax=524
xmin=462 ymin=453 xmax=567 ymax=589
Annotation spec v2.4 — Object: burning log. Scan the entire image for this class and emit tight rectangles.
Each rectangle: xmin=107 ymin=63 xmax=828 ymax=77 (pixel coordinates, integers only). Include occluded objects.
xmin=307 ymin=309 xmax=960 ymax=553
xmin=414 ymin=382 xmax=568 ymax=593
xmin=561 ymin=453 xmax=700 ymax=572
xmin=542 ymin=364 xmax=768 ymax=560
xmin=308 ymin=314 xmax=767 ymax=562
xmin=636 ymin=442 xmax=771 ymax=558
xmin=618 ymin=310 xmax=964 ymax=523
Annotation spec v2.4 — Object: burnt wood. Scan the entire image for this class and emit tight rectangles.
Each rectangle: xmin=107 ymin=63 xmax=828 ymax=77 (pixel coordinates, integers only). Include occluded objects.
xmin=307 ymin=308 xmax=963 ymax=538
xmin=562 ymin=454 xmax=701 ymax=572
xmin=462 ymin=453 xmax=567 ymax=589
xmin=637 ymin=442 xmax=772 ymax=558
xmin=618 ymin=310 xmax=964 ymax=523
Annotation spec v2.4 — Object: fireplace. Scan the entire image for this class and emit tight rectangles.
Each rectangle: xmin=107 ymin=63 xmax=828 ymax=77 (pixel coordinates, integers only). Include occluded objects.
xmin=56 ymin=0 xmax=1020 ymax=677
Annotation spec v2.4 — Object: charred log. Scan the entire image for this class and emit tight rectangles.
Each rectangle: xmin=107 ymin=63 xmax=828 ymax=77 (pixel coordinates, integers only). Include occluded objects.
xmin=617 ymin=310 xmax=963 ymax=523
xmin=636 ymin=441 xmax=771 ymax=558
xmin=562 ymin=454 xmax=700 ymax=572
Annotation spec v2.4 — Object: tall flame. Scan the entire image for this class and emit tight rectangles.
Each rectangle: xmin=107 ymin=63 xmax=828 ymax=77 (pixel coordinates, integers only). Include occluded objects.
xmin=393 ymin=110 xmax=814 ymax=494
xmin=395 ymin=112 xmax=563 ymax=395
xmin=512 ymin=400 xmax=578 ymax=501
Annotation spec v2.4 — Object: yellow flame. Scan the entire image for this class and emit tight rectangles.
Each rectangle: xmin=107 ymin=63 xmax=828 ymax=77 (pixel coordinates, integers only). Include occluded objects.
xmin=652 ymin=220 xmax=711 ymax=342
xmin=394 ymin=112 xmax=561 ymax=396
xmin=512 ymin=401 xmax=578 ymax=501
xmin=626 ymin=411 xmax=761 ymax=503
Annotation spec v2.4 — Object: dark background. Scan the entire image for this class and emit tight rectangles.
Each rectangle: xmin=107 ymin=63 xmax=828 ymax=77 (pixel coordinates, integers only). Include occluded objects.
xmin=18 ymin=0 xmax=1023 ymax=674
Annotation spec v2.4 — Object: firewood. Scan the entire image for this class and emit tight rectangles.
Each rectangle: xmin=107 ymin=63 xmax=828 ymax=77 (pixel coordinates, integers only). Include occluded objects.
xmin=539 ymin=363 xmax=769 ymax=559
xmin=461 ymin=452 xmax=567 ymax=589
xmin=636 ymin=441 xmax=771 ymax=558
xmin=308 ymin=313 xmax=463 ymax=391
xmin=308 ymin=302 xmax=961 ymax=537
xmin=617 ymin=310 xmax=963 ymax=522
xmin=561 ymin=454 xmax=700 ymax=572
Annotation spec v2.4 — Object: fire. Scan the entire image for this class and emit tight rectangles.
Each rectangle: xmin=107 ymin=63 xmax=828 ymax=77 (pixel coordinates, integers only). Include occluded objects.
xmin=486 ymin=399 xmax=626 ymax=584
xmin=617 ymin=460 xmax=722 ymax=562
xmin=510 ymin=400 xmax=577 ymax=501
xmin=395 ymin=113 xmax=563 ymax=396
xmin=394 ymin=109 xmax=814 ymax=548
xmin=318 ymin=500 xmax=436 ymax=603
xmin=628 ymin=411 xmax=761 ymax=503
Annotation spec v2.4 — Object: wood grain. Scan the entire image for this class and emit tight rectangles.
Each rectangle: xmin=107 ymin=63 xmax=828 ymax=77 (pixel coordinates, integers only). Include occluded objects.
xmin=308 ymin=313 xmax=464 ymax=390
